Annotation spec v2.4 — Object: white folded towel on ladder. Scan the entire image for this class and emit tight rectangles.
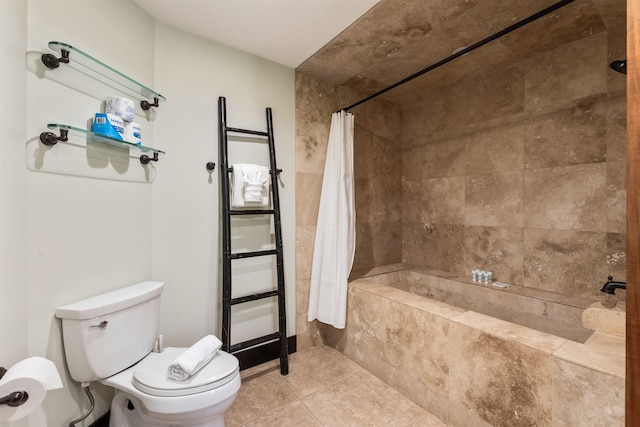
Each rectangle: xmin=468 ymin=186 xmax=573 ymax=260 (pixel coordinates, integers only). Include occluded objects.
xmin=231 ymin=163 xmax=270 ymax=208
xmin=167 ymin=335 xmax=222 ymax=381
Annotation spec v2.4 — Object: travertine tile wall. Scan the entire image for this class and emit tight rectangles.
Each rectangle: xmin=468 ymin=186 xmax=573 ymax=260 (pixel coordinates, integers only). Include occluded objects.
xmin=296 ymin=22 xmax=626 ymax=348
xmin=401 ymin=30 xmax=627 ymax=303
xmin=352 ymin=96 xmax=403 ymax=271
xmin=295 ymin=72 xmax=402 ymax=349
xmin=295 ymin=73 xmax=337 ymax=350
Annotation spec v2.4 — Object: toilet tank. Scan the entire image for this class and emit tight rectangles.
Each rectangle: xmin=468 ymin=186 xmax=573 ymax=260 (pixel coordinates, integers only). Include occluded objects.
xmin=55 ymin=281 xmax=164 ymax=383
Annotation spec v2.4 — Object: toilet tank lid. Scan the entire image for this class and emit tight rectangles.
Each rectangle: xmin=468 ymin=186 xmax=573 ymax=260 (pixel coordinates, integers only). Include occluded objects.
xmin=55 ymin=281 xmax=164 ymax=320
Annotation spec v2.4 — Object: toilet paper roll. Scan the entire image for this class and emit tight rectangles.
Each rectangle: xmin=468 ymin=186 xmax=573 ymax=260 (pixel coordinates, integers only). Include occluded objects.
xmin=0 ymin=357 xmax=62 ymax=421
xmin=105 ymin=96 xmax=136 ymax=122
xmin=124 ymin=122 xmax=142 ymax=146
xmin=93 ymin=113 xmax=124 ymax=140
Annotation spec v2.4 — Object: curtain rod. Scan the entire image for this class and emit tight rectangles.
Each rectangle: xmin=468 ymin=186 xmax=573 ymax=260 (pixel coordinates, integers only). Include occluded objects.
xmin=338 ymin=0 xmax=576 ymax=113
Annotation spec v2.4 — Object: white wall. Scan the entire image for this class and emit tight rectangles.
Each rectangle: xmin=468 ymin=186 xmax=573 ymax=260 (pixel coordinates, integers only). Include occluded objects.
xmin=151 ymin=23 xmax=296 ymax=347
xmin=20 ymin=1 xmax=156 ymax=425
xmin=0 ymin=0 xmax=295 ymax=425
xmin=0 ymin=0 xmax=29 ymax=374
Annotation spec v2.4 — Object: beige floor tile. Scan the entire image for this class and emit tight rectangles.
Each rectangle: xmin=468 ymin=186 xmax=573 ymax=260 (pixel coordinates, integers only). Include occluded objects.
xmin=225 ymin=368 xmax=299 ymax=426
xmin=226 ymin=345 xmax=449 ymax=426
xmin=385 ymin=405 xmax=449 ymax=427
xmin=353 ymin=369 xmax=415 ymax=412
xmin=240 ymin=359 xmax=280 ymax=380
xmin=244 ymin=401 xmax=322 ymax=427
xmin=284 ymin=345 xmax=363 ymax=397
xmin=302 ymin=374 xmax=404 ymax=426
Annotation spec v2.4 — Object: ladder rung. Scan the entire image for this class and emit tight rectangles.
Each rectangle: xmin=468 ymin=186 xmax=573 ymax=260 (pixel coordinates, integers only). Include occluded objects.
xmin=230 ymin=290 xmax=280 ymax=305
xmin=226 ymin=126 xmax=269 ymax=137
xmin=230 ymin=249 xmax=277 ymax=259
xmin=230 ymin=209 xmax=275 ymax=216
xmin=230 ymin=332 xmax=282 ymax=353
xmin=226 ymin=166 xmax=282 ymax=175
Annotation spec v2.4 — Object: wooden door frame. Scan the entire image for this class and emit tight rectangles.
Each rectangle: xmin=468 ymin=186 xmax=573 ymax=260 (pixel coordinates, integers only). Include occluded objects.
xmin=627 ymin=1 xmax=639 ymax=424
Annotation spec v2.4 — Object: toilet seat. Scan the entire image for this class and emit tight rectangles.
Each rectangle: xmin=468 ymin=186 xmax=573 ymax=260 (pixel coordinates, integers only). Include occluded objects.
xmin=132 ymin=347 xmax=239 ymax=397
xmin=101 ymin=346 xmax=241 ymax=416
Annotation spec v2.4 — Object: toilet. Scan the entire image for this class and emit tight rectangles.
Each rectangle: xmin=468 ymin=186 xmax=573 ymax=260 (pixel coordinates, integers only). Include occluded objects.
xmin=55 ymin=281 xmax=240 ymax=427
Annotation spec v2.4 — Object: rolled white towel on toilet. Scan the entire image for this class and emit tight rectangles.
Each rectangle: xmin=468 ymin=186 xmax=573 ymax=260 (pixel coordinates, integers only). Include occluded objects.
xmin=167 ymin=335 xmax=222 ymax=381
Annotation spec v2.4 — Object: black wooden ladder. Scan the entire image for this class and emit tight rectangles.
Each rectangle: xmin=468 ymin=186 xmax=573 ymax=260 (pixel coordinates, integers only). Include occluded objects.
xmin=217 ymin=96 xmax=288 ymax=375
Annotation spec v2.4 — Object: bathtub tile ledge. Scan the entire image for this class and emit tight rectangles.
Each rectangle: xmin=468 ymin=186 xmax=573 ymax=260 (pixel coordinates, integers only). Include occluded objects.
xmin=553 ymin=336 xmax=625 ymax=378
xmin=450 ymin=310 xmax=567 ymax=354
xmin=349 ymin=278 xmax=387 ymax=290
xmin=368 ymin=285 xmax=467 ymax=319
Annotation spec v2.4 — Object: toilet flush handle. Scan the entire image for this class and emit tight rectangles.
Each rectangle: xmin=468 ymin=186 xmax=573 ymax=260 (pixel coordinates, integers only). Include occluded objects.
xmin=90 ymin=320 xmax=108 ymax=329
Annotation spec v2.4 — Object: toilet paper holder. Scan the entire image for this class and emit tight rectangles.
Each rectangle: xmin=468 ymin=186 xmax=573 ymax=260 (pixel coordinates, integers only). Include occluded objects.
xmin=0 ymin=366 xmax=29 ymax=408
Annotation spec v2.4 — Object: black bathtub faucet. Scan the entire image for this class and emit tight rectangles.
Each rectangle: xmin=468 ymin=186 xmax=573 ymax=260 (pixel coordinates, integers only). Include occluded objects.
xmin=600 ymin=276 xmax=627 ymax=295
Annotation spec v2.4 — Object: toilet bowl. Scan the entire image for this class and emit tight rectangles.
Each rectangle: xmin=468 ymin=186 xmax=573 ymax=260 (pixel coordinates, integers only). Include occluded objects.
xmin=55 ymin=281 xmax=241 ymax=427
xmin=104 ymin=348 xmax=240 ymax=427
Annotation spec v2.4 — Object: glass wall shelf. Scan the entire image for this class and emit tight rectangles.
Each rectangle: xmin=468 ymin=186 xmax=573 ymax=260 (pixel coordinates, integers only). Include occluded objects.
xmin=45 ymin=41 xmax=165 ymax=107
xmin=42 ymin=123 xmax=164 ymax=164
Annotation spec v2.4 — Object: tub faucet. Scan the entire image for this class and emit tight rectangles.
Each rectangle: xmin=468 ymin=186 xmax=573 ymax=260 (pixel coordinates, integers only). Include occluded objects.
xmin=600 ymin=276 xmax=626 ymax=295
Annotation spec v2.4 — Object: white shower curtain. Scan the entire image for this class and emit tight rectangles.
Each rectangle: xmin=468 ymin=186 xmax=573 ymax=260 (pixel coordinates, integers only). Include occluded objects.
xmin=307 ymin=110 xmax=355 ymax=329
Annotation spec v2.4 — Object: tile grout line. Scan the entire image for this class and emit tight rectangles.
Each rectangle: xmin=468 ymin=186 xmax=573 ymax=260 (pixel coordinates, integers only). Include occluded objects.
xmin=353 ymin=370 xmax=427 ymax=426
xmin=289 ymin=365 xmax=363 ymax=400
xmin=292 ymin=367 xmax=368 ymax=426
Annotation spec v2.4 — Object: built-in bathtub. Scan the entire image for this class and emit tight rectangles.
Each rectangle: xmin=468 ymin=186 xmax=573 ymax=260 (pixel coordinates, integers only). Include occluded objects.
xmin=390 ymin=267 xmax=596 ymax=343
xmin=320 ymin=264 xmax=626 ymax=427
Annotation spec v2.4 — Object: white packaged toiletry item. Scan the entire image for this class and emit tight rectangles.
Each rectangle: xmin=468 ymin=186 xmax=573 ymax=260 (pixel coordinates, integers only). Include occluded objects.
xmin=105 ymin=96 xmax=135 ymax=122
xmin=92 ymin=113 xmax=124 ymax=140
xmin=124 ymin=122 xmax=142 ymax=145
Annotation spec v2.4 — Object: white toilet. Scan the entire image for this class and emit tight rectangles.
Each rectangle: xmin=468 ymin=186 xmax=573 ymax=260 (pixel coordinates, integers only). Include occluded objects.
xmin=55 ymin=281 xmax=240 ymax=427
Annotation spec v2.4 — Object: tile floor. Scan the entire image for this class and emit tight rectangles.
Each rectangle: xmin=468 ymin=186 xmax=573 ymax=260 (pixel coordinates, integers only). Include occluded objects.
xmin=225 ymin=345 xmax=449 ymax=426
